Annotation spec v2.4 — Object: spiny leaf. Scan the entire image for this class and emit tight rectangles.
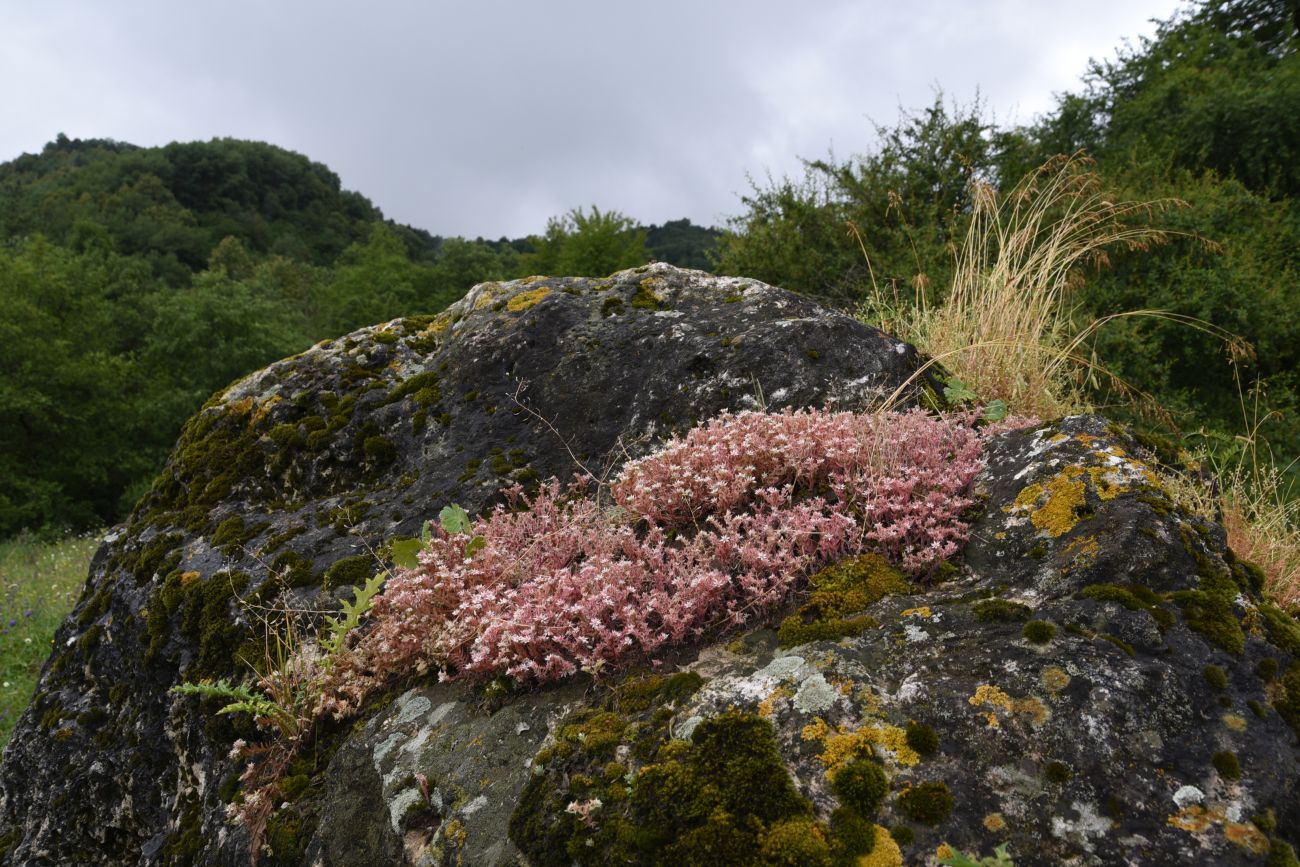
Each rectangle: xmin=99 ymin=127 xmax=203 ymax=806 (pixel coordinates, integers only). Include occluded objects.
xmin=321 ymin=569 xmax=386 ymax=655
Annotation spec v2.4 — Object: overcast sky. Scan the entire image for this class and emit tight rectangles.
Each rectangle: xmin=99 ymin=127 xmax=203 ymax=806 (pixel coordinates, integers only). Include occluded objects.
xmin=3 ymin=1 xmax=1182 ymax=239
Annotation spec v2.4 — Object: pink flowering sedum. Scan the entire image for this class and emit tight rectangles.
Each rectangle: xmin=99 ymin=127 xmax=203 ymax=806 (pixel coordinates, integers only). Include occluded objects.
xmin=319 ymin=407 xmax=987 ymax=714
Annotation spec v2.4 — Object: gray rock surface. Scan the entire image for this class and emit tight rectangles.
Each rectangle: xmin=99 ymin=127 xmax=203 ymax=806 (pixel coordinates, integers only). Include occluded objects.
xmin=2 ymin=266 xmax=1297 ymax=866
xmin=0 ymin=264 xmax=928 ymax=866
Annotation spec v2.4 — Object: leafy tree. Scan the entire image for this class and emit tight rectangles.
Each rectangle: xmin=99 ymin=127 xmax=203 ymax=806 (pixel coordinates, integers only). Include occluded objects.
xmin=317 ymin=223 xmax=431 ymax=335
xmin=0 ymin=238 xmax=146 ymax=532
xmin=519 ymin=206 xmax=650 ymax=277
xmin=644 ymin=219 xmax=721 ymax=270
xmin=714 ymin=96 xmax=1000 ymax=307
xmin=430 ymin=236 xmax=514 ymax=300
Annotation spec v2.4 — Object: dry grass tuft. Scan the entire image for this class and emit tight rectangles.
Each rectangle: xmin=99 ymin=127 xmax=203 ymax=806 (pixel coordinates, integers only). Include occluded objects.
xmin=862 ymin=153 xmax=1246 ymax=419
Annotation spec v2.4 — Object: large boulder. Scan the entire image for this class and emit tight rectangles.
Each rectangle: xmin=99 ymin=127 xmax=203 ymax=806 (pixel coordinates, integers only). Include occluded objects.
xmin=292 ymin=417 xmax=1300 ymax=867
xmin=0 ymin=264 xmax=930 ymax=865
xmin=2 ymin=264 xmax=1297 ymax=866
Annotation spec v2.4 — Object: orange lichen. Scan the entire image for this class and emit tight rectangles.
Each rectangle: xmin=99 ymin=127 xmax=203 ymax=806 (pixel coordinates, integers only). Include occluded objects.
xmin=982 ymin=813 xmax=1007 ymax=832
xmin=1168 ymin=806 xmax=1269 ymax=855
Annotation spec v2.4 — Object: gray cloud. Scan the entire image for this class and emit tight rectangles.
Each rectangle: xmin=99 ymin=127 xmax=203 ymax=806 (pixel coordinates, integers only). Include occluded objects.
xmin=2 ymin=0 xmax=1178 ymax=238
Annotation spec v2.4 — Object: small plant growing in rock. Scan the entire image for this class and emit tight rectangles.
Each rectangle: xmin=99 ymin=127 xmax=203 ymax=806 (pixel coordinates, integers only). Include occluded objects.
xmin=937 ymin=842 xmax=1016 ymax=866
xmin=1021 ymin=620 xmax=1056 ymax=644
xmin=897 ymin=780 xmax=954 ymax=825
xmin=831 ymin=759 xmax=889 ymax=815
xmin=317 ymin=407 xmax=988 ymax=717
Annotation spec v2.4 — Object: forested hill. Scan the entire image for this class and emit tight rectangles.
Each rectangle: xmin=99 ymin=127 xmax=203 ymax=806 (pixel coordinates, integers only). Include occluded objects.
xmin=0 ymin=136 xmax=718 ymax=536
xmin=0 ymin=135 xmax=424 ymax=280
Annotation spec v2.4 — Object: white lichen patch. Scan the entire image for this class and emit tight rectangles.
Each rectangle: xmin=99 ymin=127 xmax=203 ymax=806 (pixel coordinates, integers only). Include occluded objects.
xmin=1173 ymin=785 xmax=1204 ymax=808
xmin=793 ymin=673 xmax=839 ymax=715
xmin=374 ymin=731 xmax=405 ymax=767
xmin=387 ymin=787 xmax=424 ymax=833
xmin=1050 ymin=800 xmax=1111 ymax=847
xmin=392 ymin=693 xmax=433 ymax=727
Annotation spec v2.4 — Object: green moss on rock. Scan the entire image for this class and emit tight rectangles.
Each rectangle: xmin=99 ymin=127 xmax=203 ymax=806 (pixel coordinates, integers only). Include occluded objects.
xmin=1204 ymin=665 xmax=1229 ymax=690
xmin=972 ymin=599 xmax=1032 ymax=623
xmin=831 ymin=759 xmax=888 ymax=815
xmin=904 ymin=721 xmax=939 ymax=757
xmin=510 ymin=674 xmax=879 ymax=867
xmin=1079 ymin=583 xmax=1176 ymax=631
xmin=323 ymin=554 xmax=375 ymax=588
xmin=1212 ymin=750 xmax=1242 ymax=780
xmin=777 ymin=554 xmax=907 ymax=647
xmin=897 ymin=781 xmax=953 ymax=825
xmin=1022 ymin=620 xmax=1056 ymax=644
xmin=1044 ymin=761 xmax=1073 ymax=784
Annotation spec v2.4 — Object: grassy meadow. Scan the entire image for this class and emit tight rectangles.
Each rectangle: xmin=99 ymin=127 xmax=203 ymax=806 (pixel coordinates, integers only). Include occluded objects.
xmin=0 ymin=532 xmax=99 ymax=750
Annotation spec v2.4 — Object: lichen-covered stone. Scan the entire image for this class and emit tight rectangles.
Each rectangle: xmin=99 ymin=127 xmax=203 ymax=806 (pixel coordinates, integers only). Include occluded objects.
xmin=0 ymin=265 xmax=928 ymax=866
xmin=3 ymin=273 xmax=1297 ymax=865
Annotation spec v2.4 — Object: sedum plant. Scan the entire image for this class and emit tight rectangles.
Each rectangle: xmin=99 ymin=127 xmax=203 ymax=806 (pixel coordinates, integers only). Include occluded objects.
xmin=317 ymin=407 xmax=987 ymax=718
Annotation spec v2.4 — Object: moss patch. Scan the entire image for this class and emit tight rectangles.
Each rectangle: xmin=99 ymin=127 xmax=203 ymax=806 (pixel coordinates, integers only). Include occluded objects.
xmin=972 ymin=599 xmax=1031 ymax=623
xmin=507 ymin=287 xmax=552 ymax=312
xmin=776 ymin=555 xmax=908 ymax=647
xmin=896 ymin=781 xmax=953 ymax=825
xmin=1022 ymin=620 xmax=1056 ymax=644
xmin=145 ymin=570 xmax=252 ymax=677
xmin=512 ymin=672 xmax=880 ymax=866
xmin=1079 ymin=583 xmax=1176 ymax=631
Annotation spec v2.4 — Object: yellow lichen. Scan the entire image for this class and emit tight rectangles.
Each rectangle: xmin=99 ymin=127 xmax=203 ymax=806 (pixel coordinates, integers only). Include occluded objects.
xmin=507 ymin=287 xmax=551 ymax=312
xmin=1010 ymin=468 xmax=1088 ymax=536
xmin=444 ymin=817 xmax=467 ymax=847
xmin=935 ymin=843 xmax=956 ymax=860
xmin=1040 ymin=667 xmax=1071 ymax=693
xmin=801 ymin=717 xmax=831 ymax=742
xmin=970 ymin=684 xmax=1012 ymax=709
xmin=982 ymin=813 xmax=1007 ymax=832
xmin=427 ymin=311 xmax=454 ymax=334
xmin=801 ymin=719 xmax=919 ymax=769
xmin=901 ymin=606 xmax=933 ymax=619
xmin=1062 ymin=536 xmax=1100 ymax=569
xmin=857 ymin=826 xmax=902 ymax=867
xmin=758 ymin=685 xmax=791 ymax=717
xmin=1223 ymin=713 xmax=1247 ymax=732
xmin=1007 ymin=456 xmax=1156 ymax=536
xmin=968 ymin=684 xmax=1049 ymax=727
xmin=251 ymin=395 xmax=281 ymax=427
